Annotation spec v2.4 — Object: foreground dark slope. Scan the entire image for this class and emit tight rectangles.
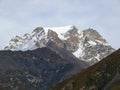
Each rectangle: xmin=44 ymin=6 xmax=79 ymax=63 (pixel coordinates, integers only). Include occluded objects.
xmin=51 ymin=49 xmax=120 ymax=90
xmin=109 ymin=80 xmax=120 ymax=90
xmin=0 ymin=47 xmax=87 ymax=90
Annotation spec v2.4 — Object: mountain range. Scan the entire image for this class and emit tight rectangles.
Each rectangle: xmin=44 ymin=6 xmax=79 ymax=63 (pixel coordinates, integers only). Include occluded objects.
xmin=4 ymin=25 xmax=114 ymax=65
xmin=0 ymin=25 xmax=117 ymax=90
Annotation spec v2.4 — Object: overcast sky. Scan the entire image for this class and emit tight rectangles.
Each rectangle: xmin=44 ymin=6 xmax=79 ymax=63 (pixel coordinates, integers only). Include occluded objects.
xmin=0 ymin=0 xmax=120 ymax=49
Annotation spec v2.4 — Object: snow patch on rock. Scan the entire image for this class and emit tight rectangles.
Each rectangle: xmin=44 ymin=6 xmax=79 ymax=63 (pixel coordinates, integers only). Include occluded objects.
xmin=88 ymin=40 xmax=97 ymax=45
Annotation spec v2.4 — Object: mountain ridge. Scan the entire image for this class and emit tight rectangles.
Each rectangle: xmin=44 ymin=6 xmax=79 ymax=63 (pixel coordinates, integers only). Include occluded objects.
xmin=0 ymin=47 xmax=87 ymax=90
xmin=4 ymin=25 xmax=114 ymax=65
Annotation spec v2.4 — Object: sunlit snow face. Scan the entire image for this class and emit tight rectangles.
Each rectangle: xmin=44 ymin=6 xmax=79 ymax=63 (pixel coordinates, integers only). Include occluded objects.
xmin=44 ymin=25 xmax=74 ymax=40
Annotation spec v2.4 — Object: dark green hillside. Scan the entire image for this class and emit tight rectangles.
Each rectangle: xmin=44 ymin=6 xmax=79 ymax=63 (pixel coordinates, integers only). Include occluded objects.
xmin=109 ymin=80 xmax=120 ymax=90
xmin=51 ymin=49 xmax=120 ymax=90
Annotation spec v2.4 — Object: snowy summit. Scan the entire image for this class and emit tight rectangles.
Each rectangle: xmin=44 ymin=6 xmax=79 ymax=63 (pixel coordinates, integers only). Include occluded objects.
xmin=4 ymin=25 xmax=114 ymax=65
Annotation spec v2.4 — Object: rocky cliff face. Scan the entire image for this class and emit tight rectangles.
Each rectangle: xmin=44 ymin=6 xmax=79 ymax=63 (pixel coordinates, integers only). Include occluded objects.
xmin=4 ymin=25 xmax=115 ymax=65
xmin=74 ymin=29 xmax=114 ymax=65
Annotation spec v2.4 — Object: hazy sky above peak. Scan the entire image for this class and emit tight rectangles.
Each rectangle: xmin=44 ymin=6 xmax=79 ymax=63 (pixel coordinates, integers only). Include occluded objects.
xmin=0 ymin=0 xmax=120 ymax=49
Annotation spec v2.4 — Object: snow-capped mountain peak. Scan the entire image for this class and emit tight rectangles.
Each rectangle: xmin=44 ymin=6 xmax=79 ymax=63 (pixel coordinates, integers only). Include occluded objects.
xmin=44 ymin=25 xmax=76 ymax=40
xmin=4 ymin=25 xmax=115 ymax=65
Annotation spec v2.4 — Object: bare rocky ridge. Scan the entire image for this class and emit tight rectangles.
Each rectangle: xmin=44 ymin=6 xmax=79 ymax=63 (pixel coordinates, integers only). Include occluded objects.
xmin=77 ymin=29 xmax=115 ymax=65
xmin=4 ymin=25 xmax=115 ymax=65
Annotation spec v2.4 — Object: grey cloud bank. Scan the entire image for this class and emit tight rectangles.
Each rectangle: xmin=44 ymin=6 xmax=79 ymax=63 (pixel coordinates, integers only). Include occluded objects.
xmin=0 ymin=0 xmax=120 ymax=49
